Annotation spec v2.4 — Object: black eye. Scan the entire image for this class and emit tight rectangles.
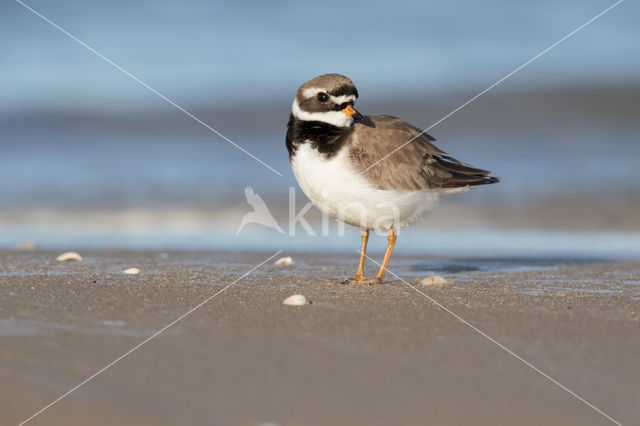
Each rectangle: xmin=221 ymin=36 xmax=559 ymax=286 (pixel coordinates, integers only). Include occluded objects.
xmin=317 ymin=92 xmax=329 ymax=102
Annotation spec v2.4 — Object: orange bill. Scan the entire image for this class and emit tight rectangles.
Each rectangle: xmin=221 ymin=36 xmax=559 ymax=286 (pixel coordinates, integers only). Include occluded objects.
xmin=342 ymin=105 xmax=357 ymax=117
xmin=341 ymin=105 xmax=364 ymax=121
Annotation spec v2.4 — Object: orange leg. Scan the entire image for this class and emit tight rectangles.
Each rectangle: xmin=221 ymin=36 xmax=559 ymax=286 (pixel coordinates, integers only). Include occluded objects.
xmin=354 ymin=227 xmax=397 ymax=285
xmin=348 ymin=230 xmax=369 ymax=282
xmin=374 ymin=228 xmax=397 ymax=282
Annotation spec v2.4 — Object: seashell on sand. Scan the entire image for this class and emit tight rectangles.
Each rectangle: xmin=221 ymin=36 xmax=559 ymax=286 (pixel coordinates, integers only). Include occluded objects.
xmin=282 ymin=294 xmax=310 ymax=306
xmin=420 ymin=275 xmax=451 ymax=288
xmin=123 ymin=267 xmax=140 ymax=275
xmin=56 ymin=251 xmax=83 ymax=262
xmin=274 ymin=256 xmax=294 ymax=265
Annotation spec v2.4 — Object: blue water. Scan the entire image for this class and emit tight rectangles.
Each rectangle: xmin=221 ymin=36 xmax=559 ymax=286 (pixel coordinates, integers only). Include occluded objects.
xmin=1 ymin=126 xmax=638 ymax=207
xmin=1 ymin=123 xmax=639 ymax=256
xmin=4 ymin=220 xmax=640 ymax=258
xmin=2 ymin=0 xmax=639 ymax=255
xmin=1 ymin=0 xmax=638 ymax=112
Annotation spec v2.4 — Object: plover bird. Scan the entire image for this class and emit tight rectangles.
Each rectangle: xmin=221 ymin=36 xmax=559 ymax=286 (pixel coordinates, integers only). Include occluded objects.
xmin=286 ymin=74 xmax=498 ymax=283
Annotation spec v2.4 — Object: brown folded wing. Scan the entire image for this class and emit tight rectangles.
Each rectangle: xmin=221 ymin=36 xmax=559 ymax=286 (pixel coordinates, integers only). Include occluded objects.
xmin=349 ymin=115 xmax=499 ymax=191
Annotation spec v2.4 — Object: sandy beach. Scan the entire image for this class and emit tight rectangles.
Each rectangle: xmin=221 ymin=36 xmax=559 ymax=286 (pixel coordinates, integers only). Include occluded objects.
xmin=1 ymin=249 xmax=638 ymax=426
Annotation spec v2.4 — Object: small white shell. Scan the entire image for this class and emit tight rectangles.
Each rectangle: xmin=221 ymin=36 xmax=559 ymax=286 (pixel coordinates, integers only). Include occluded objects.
xmin=420 ymin=275 xmax=450 ymax=287
xmin=274 ymin=256 xmax=294 ymax=265
xmin=282 ymin=294 xmax=309 ymax=306
xmin=56 ymin=251 xmax=83 ymax=262
xmin=123 ymin=267 xmax=140 ymax=275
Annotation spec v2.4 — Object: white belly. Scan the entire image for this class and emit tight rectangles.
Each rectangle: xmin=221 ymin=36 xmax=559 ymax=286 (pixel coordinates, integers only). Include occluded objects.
xmin=290 ymin=144 xmax=452 ymax=232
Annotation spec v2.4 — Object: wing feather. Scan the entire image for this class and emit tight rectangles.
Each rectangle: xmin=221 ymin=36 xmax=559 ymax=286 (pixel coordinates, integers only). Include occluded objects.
xmin=349 ymin=115 xmax=499 ymax=191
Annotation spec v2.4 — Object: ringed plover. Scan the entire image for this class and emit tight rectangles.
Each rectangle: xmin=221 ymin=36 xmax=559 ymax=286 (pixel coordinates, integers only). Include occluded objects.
xmin=286 ymin=74 xmax=498 ymax=283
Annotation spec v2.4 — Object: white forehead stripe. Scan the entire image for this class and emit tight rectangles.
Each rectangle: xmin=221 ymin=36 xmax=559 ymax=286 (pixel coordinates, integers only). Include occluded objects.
xmin=302 ymin=88 xmax=324 ymax=98
xmin=292 ymin=99 xmax=353 ymax=128
xmin=301 ymin=88 xmax=356 ymax=104
xmin=331 ymin=94 xmax=356 ymax=104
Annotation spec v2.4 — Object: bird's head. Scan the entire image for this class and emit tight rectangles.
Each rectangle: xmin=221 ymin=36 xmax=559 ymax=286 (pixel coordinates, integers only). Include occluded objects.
xmin=291 ymin=73 xmax=363 ymax=128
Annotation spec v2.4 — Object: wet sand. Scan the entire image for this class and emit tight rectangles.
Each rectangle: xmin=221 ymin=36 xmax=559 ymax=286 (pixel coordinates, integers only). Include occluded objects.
xmin=1 ymin=250 xmax=639 ymax=426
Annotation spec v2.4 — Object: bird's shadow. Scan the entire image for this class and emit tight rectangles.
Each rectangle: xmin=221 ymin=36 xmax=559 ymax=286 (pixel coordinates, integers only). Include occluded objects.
xmin=409 ymin=256 xmax=608 ymax=274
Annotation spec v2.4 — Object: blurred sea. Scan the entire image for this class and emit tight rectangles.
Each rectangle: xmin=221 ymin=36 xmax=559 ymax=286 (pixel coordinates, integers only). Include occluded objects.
xmin=1 ymin=0 xmax=639 ymax=256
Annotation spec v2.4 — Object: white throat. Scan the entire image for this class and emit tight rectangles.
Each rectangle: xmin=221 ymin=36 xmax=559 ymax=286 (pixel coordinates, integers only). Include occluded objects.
xmin=292 ymin=99 xmax=353 ymax=128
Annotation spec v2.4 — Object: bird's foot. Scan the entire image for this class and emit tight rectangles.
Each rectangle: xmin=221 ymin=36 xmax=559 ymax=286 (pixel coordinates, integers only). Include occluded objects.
xmin=342 ymin=275 xmax=382 ymax=285
xmin=342 ymin=274 xmax=366 ymax=284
